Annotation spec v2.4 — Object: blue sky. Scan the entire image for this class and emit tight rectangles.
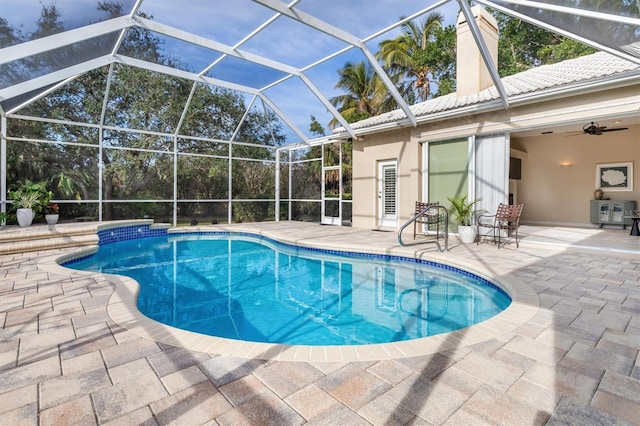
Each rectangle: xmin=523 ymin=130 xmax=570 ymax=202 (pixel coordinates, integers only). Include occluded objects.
xmin=3 ymin=0 xmax=462 ymax=142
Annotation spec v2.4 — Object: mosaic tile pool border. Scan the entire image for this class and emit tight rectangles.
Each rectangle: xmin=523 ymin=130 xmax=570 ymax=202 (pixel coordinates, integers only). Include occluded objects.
xmin=98 ymin=224 xmax=168 ymax=245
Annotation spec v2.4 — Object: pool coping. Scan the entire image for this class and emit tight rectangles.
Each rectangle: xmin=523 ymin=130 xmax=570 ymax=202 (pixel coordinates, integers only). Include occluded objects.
xmin=38 ymin=225 xmax=540 ymax=362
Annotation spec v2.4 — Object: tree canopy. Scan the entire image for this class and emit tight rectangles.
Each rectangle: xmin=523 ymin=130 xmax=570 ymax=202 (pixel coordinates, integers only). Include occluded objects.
xmin=328 ymin=6 xmax=607 ymax=125
xmin=376 ymin=13 xmax=445 ymax=103
xmin=328 ymin=61 xmax=399 ymax=126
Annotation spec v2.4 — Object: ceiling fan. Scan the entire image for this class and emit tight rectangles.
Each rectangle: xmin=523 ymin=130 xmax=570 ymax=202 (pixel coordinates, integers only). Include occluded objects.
xmin=580 ymin=121 xmax=628 ymax=136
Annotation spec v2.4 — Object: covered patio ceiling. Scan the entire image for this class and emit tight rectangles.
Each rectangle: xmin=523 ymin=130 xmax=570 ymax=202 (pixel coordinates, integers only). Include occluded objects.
xmin=1 ymin=0 xmax=639 ymax=146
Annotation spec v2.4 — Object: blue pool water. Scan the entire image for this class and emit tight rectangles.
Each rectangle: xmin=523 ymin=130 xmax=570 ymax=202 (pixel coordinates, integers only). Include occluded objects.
xmin=66 ymin=233 xmax=511 ymax=345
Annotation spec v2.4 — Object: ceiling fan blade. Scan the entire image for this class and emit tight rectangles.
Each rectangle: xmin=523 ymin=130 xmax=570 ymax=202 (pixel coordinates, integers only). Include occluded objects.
xmin=564 ymin=132 xmax=587 ymax=137
xmin=601 ymin=127 xmax=629 ymax=132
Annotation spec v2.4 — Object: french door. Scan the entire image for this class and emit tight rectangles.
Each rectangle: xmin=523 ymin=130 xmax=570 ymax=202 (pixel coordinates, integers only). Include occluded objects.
xmin=378 ymin=160 xmax=398 ymax=228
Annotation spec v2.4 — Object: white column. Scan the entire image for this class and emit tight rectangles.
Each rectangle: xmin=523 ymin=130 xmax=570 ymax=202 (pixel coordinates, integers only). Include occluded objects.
xmin=173 ymin=135 xmax=178 ymax=226
xmin=275 ymin=150 xmax=280 ymax=222
xmin=1 ymin=115 xmax=6 ymax=215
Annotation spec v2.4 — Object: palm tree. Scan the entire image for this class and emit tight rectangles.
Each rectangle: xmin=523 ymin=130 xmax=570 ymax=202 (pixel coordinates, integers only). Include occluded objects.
xmin=376 ymin=12 xmax=444 ymax=102
xmin=329 ymin=61 xmax=396 ymax=127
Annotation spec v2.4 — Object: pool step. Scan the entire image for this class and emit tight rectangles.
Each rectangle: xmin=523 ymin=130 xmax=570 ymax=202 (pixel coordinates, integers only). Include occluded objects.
xmin=0 ymin=234 xmax=99 ymax=255
xmin=0 ymin=220 xmax=168 ymax=256
xmin=0 ymin=223 xmax=99 ymax=255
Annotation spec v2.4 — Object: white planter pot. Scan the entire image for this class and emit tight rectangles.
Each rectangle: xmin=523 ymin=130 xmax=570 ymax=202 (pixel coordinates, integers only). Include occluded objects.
xmin=457 ymin=225 xmax=477 ymax=244
xmin=17 ymin=208 xmax=35 ymax=227
xmin=45 ymin=214 xmax=59 ymax=225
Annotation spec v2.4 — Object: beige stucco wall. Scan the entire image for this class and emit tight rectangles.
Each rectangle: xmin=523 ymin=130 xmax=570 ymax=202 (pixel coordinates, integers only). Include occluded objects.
xmin=512 ymin=123 xmax=640 ymax=226
xmin=456 ymin=5 xmax=499 ymax=96
xmin=352 ymin=128 xmax=418 ymax=229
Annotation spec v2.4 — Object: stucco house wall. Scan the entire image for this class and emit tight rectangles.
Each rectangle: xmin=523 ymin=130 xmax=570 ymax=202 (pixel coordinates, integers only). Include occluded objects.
xmin=352 ymin=128 xmax=415 ymax=229
xmin=351 ymin=83 xmax=640 ymax=229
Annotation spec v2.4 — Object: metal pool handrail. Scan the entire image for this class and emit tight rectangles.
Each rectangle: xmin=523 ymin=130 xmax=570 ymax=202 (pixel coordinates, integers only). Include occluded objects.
xmin=398 ymin=204 xmax=448 ymax=251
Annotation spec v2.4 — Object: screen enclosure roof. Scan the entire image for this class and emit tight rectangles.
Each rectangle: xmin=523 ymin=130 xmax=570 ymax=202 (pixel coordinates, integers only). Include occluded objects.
xmin=1 ymin=0 xmax=639 ymax=146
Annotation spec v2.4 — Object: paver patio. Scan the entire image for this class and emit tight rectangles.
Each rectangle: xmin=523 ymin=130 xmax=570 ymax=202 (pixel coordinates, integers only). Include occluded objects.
xmin=0 ymin=221 xmax=638 ymax=425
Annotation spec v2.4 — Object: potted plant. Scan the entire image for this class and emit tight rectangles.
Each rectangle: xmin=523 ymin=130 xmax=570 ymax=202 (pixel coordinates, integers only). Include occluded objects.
xmin=9 ymin=181 xmax=53 ymax=227
xmin=0 ymin=211 xmax=6 ymax=228
xmin=447 ymin=195 xmax=482 ymax=244
xmin=11 ymin=190 xmax=40 ymax=227
xmin=44 ymin=203 xmax=60 ymax=225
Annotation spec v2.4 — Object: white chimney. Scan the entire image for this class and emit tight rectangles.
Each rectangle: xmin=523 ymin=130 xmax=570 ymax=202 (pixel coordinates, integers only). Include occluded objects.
xmin=456 ymin=5 xmax=499 ymax=97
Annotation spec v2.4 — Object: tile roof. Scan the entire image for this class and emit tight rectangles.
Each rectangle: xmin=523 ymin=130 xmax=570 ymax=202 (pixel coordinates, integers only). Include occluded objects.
xmin=341 ymin=52 xmax=640 ymax=131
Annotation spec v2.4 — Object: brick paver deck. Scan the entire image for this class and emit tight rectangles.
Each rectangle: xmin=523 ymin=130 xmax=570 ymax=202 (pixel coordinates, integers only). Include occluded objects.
xmin=1 ymin=222 xmax=638 ymax=425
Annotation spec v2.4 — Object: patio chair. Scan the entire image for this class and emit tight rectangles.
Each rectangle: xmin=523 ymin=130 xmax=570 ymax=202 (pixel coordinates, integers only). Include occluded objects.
xmin=477 ymin=203 xmax=525 ymax=248
xmin=413 ymin=201 xmax=442 ymax=240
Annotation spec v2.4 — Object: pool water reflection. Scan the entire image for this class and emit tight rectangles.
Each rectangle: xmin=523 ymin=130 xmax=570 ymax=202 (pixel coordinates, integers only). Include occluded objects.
xmin=67 ymin=234 xmax=511 ymax=345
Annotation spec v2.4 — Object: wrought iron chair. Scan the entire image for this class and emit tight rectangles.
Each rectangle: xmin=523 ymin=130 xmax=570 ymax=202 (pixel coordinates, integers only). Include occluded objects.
xmin=477 ymin=203 xmax=525 ymax=248
xmin=413 ymin=201 xmax=442 ymax=240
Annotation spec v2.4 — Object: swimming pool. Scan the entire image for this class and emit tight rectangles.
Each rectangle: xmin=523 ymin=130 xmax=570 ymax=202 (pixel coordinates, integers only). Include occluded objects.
xmin=66 ymin=232 xmax=511 ymax=346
